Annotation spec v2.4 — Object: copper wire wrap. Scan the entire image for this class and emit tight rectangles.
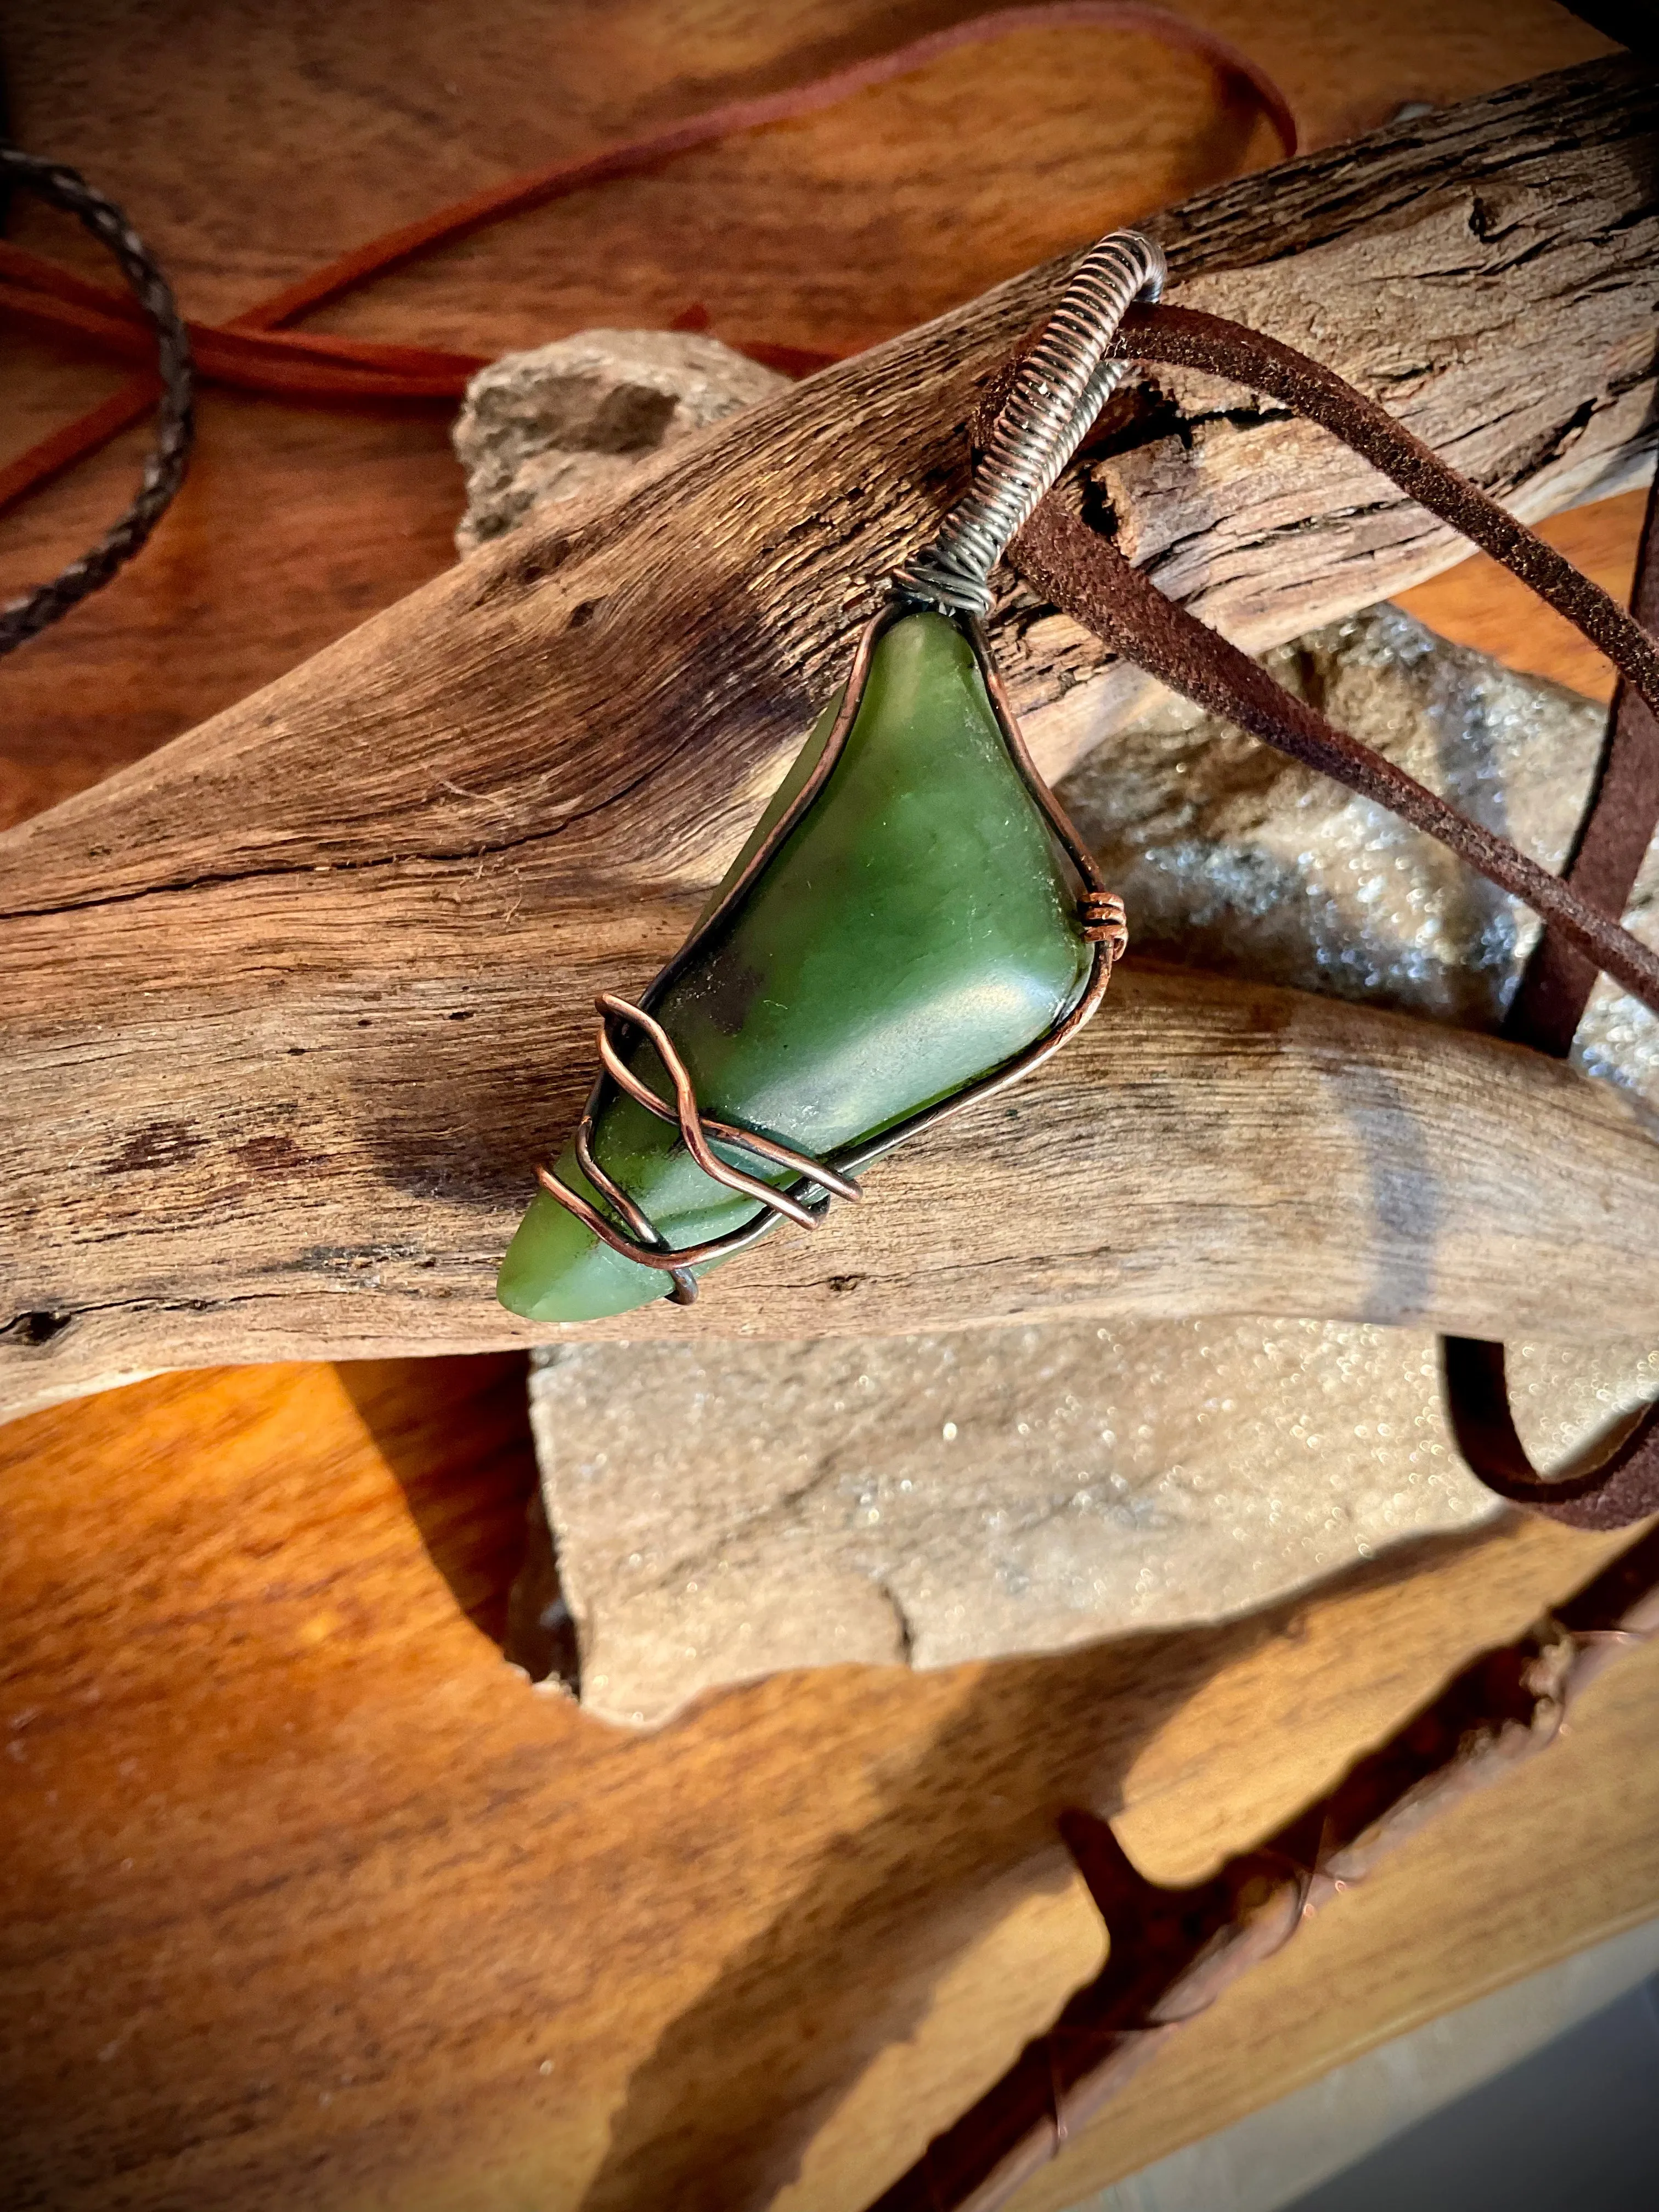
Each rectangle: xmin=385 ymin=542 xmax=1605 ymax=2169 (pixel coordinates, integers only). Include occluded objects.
xmin=1077 ymin=889 xmax=1128 ymax=952
xmin=896 ymin=227 xmax=1165 ymax=615
xmin=534 ymin=228 xmax=1149 ymax=1304
xmin=538 ymin=997 xmax=864 ymax=1306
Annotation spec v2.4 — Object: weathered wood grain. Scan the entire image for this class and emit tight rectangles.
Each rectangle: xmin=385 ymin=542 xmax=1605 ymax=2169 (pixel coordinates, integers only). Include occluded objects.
xmin=2 ymin=60 xmax=1656 ymax=1413
xmin=12 ymin=930 xmax=1659 ymax=1418
xmin=1 ymin=0 xmax=1611 ymax=829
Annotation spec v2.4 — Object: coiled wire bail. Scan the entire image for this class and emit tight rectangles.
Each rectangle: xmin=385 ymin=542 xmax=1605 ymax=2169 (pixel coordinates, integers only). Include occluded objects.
xmin=895 ymin=228 xmax=1165 ymax=616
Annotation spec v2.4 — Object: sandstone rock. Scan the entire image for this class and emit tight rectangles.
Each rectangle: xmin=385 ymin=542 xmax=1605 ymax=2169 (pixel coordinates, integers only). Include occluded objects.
xmin=529 ymin=1321 xmax=1657 ymax=1729
xmin=452 ymin=329 xmax=789 ymax=554
xmin=521 ymin=606 xmax=1658 ymax=1728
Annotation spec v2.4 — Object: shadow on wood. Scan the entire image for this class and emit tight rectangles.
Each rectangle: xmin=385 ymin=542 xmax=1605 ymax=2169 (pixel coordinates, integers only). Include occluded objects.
xmin=572 ymin=1526 xmax=1505 ymax=2212
xmin=335 ymin=1353 xmax=541 ymax=1651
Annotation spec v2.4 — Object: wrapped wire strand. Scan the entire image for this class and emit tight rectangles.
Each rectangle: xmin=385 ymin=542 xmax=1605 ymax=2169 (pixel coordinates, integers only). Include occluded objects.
xmin=591 ymin=994 xmax=864 ymax=1231
xmin=895 ymin=227 xmax=1165 ymax=614
xmin=539 ymin=996 xmax=867 ymax=1306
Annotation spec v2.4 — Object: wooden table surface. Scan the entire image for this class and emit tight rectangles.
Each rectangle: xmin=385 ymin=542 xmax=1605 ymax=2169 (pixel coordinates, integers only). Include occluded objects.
xmin=4 ymin=7 xmax=1656 ymax=2210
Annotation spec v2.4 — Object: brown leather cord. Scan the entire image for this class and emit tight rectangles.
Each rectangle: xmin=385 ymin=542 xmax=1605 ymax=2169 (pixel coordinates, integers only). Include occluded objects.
xmin=1110 ymin=306 xmax=1659 ymax=715
xmin=0 ymin=3 xmax=1294 ymax=534
xmin=1014 ymin=500 xmax=1659 ymax=1016
xmin=1505 ymin=475 xmax=1659 ymax=1056
xmin=1442 ymin=1333 xmax=1659 ymax=1531
xmin=1442 ymin=472 xmax=1659 ymax=1532
xmin=1008 ymin=318 xmax=1659 ymax=1017
xmin=995 ymin=302 xmax=1659 ymax=1528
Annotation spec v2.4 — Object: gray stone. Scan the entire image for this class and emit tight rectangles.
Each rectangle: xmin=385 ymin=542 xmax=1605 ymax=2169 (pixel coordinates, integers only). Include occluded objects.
xmin=1057 ymin=603 xmax=1659 ymax=1093
xmin=531 ymin=1321 xmax=1657 ymax=1729
xmin=516 ymin=551 xmax=1659 ymax=1728
xmin=452 ymin=329 xmax=789 ymax=554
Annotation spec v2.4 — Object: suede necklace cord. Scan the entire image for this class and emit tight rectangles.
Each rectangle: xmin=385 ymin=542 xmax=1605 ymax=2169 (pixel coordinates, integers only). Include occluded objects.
xmin=1443 ymin=478 xmax=1659 ymax=1531
xmin=995 ymin=303 xmax=1659 ymax=1022
xmin=988 ymin=304 xmax=1659 ymax=1528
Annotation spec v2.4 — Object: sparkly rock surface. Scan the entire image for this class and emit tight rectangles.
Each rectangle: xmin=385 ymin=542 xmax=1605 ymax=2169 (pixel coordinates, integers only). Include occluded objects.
xmin=452 ymin=328 xmax=787 ymax=554
xmin=1059 ymin=602 xmax=1659 ymax=1085
xmin=521 ymin=605 xmax=1659 ymax=1727
xmin=531 ymin=1322 xmax=1658 ymax=1729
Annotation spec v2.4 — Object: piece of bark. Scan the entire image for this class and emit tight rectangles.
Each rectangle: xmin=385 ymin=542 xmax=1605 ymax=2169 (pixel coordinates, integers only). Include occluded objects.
xmin=2 ymin=61 xmax=1657 ymax=1414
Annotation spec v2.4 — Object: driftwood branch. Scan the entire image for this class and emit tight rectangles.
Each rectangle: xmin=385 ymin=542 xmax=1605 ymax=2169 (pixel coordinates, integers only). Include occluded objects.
xmin=2 ymin=60 xmax=1656 ymax=1414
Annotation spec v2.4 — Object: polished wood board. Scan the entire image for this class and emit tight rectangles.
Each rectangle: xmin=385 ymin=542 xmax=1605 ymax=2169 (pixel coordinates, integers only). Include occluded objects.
xmin=1 ymin=1362 xmax=1654 ymax=2211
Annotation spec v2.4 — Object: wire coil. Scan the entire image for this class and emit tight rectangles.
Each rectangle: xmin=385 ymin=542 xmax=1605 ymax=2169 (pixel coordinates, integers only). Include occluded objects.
xmin=540 ymin=994 xmax=865 ymax=1305
xmin=896 ymin=227 xmax=1164 ymax=614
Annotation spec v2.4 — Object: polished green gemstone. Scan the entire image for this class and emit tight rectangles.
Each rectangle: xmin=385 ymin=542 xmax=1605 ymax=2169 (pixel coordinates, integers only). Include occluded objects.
xmin=496 ymin=610 xmax=1090 ymax=1322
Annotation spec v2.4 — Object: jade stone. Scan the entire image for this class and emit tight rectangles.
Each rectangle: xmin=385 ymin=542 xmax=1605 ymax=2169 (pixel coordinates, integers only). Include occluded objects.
xmin=496 ymin=611 xmax=1090 ymax=1323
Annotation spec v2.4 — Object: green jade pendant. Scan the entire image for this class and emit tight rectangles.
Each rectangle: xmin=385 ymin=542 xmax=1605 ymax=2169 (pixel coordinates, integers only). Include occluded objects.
xmin=500 ymin=613 xmax=1096 ymax=1321
xmin=495 ymin=228 xmax=1165 ymax=1324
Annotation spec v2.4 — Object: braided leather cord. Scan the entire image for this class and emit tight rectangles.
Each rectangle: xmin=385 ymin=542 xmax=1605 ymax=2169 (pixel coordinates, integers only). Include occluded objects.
xmin=0 ymin=148 xmax=193 ymax=656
